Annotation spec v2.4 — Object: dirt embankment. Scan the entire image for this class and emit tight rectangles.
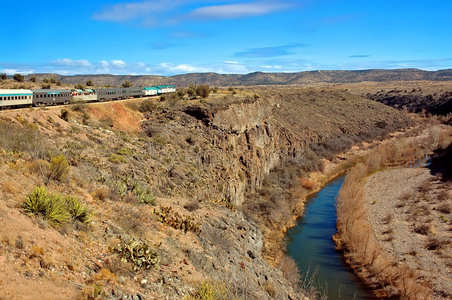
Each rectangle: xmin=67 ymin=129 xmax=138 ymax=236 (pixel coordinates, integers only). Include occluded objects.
xmin=335 ymin=124 xmax=452 ymax=299
xmin=0 ymin=87 xmax=412 ymax=299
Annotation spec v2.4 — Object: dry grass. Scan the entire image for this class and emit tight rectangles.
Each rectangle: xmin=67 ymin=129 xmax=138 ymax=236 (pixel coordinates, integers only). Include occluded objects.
xmin=334 ymin=129 xmax=449 ymax=298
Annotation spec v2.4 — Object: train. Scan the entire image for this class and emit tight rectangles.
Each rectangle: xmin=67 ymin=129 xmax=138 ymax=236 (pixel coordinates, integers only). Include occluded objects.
xmin=0 ymin=85 xmax=176 ymax=108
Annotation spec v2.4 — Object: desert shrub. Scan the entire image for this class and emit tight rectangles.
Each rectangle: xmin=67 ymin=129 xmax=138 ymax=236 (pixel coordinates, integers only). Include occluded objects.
xmin=74 ymin=83 xmax=85 ymax=90
xmin=300 ymin=178 xmax=316 ymax=190
xmin=376 ymin=120 xmax=387 ymax=129
xmin=154 ymin=206 xmax=201 ymax=233
xmin=0 ymin=73 xmax=7 ymax=80
xmin=92 ymin=187 xmax=111 ymax=201
xmin=187 ymin=84 xmax=197 ymax=98
xmin=86 ymin=80 xmax=94 ymax=86
xmin=437 ymin=202 xmax=450 ymax=214
xmin=29 ymin=159 xmax=50 ymax=175
xmin=139 ymin=99 xmax=158 ymax=113
xmin=122 ymin=81 xmax=132 ymax=88
xmin=116 ymin=147 xmax=132 ymax=156
xmin=99 ymin=116 xmax=114 ymax=128
xmin=109 ymin=153 xmax=126 ymax=164
xmin=29 ymin=76 xmax=37 ymax=82
xmin=414 ymin=224 xmax=430 ymax=235
xmin=60 ymin=109 xmax=70 ymax=122
xmin=186 ymin=282 xmax=226 ymax=300
xmin=177 ymin=89 xmax=186 ymax=98
xmin=13 ymin=73 xmax=24 ymax=82
xmin=50 ymin=77 xmax=57 ymax=83
xmin=41 ymin=84 xmax=51 ymax=89
xmin=144 ymin=125 xmax=161 ymax=138
xmin=184 ymin=201 xmax=200 ymax=211
xmin=111 ymin=176 xmax=155 ymax=205
xmin=113 ymin=236 xmax=159 ymax=271
xmin=196 ymin=85 xmax=210 ymax=98
xmin=48 ymin=154 xmax=70 ymax=181
xmin=278 ymin=256 xmax=301 ymax=287
xmin=71 ymin=102 xmax=86 ymax=112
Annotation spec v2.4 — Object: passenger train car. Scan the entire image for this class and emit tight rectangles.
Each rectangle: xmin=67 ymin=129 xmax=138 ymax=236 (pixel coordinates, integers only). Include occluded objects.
xmin=0 ymin=85 xmax=176 ymax=109
xmin=0 ymin=89 xmax=33 ymax=107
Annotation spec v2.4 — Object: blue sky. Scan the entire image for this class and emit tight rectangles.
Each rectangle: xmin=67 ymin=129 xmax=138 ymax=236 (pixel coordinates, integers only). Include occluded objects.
xmin=1 ymin=0 xmax=451 ymax=75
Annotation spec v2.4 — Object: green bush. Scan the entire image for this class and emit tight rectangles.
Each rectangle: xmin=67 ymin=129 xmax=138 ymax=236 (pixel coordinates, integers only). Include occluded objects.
xmin=13 ymin=73 xmax=24 ymax=82
xmin=23 ymin=186 xmax=92 ymax=226
xmin=0 ymin=73 xmax=7 ymax=80
xmin=48 ymin=154 xmax=70 ymax=181
xmin=30 ymin=76 xmax=37 ymax=83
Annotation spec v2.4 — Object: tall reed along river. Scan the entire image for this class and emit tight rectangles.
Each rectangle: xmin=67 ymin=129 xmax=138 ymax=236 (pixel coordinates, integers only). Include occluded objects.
xmin=286 ymin=176 xmax=375 ymax=299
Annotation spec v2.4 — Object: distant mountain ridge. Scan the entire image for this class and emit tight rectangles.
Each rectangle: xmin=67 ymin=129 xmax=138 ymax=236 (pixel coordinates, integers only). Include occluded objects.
xmin=27 ymin=68 xmax=452 ymax=87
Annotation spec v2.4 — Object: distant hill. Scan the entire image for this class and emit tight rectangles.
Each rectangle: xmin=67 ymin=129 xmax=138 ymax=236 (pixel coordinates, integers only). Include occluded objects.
xmin=26 ymin=69 xmax=452 ymax=87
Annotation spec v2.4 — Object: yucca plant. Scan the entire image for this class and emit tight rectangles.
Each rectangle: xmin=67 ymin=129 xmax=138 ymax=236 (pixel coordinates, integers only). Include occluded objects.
xmin=65 ymin=196 xmax=92 ymax=223
xmin=23 ymin=186 xmax=92 ymax=226
xmin=23 ymin=186 xmax=70 ymax=225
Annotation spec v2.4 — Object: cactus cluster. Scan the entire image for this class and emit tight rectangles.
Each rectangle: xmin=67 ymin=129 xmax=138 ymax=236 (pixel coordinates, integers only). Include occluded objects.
xmin=154 ymin=206 xmax=201 ymax=234
xmin=113 ymin=237 xmax=159 ymax=271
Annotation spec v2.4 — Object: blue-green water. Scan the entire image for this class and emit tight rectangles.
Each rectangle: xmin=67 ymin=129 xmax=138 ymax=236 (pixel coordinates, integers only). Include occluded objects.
xmin=286 ymin=176 xmax=376 ymax=299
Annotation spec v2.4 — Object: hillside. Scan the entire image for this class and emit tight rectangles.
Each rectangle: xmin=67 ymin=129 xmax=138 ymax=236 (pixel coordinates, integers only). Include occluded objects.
xmin=6 ymin=69 xmax=452 ymax=88
xmin=0 ymin=87 xmax=412 ymax=299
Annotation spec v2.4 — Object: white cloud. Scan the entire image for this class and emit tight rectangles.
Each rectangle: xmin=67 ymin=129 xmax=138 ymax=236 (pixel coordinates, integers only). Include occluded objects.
xmin=189 ymin=2 xmax=292 ymax=20
xmin=1 ymin=68 xmax=35 ymax=75
xmin=92 ymin=0 xmax=178 ymax=22
xmin=52 ymin=58 xmax=91 ymax=67
xmin=160 ymin=62 xmax=209 ymax=73
xmin=111 ymin=60 xmax=126 ymax=68
xmin=224 ymin=60 xmax=239 ymax=64
xmin=261 ymin=64 xmax=283 ymax=69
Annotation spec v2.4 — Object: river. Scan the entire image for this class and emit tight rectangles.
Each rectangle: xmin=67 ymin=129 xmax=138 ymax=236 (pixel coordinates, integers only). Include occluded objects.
xmin=286 ymin=176 xmax=375 ymax=299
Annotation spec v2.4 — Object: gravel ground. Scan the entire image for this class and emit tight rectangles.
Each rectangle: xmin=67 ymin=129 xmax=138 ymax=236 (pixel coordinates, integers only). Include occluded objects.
xmin=364 ymin=167 xmax=452 ymax=299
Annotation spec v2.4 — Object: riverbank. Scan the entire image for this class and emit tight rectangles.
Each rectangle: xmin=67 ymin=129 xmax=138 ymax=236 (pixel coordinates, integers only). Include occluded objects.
xmin=334 ymin=123 xmax=452 ymax=298
xmin=364 ymin=167 xmax=452 ymax=298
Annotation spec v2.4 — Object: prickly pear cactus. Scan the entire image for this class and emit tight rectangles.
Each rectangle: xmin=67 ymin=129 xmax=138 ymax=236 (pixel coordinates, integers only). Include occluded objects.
xmin=113 ymin=237 xmax=159 ymax=271
xmin=154 ymin=206 xmax=201 ymax=234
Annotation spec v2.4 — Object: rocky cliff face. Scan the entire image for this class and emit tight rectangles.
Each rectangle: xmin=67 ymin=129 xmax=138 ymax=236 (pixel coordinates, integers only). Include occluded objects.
xmin=177 ymin=90 xmax=410 ymax=210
